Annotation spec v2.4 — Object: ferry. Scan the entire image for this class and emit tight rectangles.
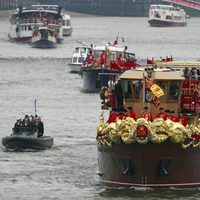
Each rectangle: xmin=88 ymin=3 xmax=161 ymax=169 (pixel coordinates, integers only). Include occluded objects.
xmin=81 ymin=43 xmax=138 ymax=93
xmin=96 ymin=60 xmax=200 ymax=188
xmin=148 ymin=4 xmax=187 ymax=27
xmin=31 ymin=26 xmax=57 ymax=48
xmin=68 ymin=45 xmax=91 ymax=73
xmin=8 ymin=4 xmax=64 ymax=43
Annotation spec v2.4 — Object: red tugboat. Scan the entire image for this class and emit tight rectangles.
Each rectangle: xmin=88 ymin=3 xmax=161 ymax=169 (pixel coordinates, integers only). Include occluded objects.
xmin=96 ymin=60 xmax=200 ymax=188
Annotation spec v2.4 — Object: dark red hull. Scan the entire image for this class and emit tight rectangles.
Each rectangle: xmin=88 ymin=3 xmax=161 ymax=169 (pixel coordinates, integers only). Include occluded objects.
xmin=97 ymin=142 xmax=200 ymax=188
xmin=148 ymin=19 xmax=187 ymax=27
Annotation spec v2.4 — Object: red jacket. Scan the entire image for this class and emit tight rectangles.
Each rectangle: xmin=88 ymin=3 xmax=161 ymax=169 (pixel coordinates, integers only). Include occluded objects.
xmin=141 ymin=111 xmax=153 ymax=122
xmin=156 ymin=112 xmax=167 ymax=120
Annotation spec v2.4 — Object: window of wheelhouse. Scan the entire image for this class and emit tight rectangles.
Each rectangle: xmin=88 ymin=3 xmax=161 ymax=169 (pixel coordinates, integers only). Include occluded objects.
xmin=123 ymin=79 xmax=143 ymax=100
xmin=169 ymin=80 xmax=180 ymax=100
xmin=153 ymin=80 xmax=180 ymax=102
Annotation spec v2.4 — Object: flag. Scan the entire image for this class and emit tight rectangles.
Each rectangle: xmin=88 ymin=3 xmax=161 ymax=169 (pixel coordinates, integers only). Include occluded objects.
xmin=147 ymin=58 xmax=154 ymax=65
xmin=113 ymin=35 xmax=118 ymax=46
xmin=144 ymin=76 xmax=161 ymax=107
xmin=150 ymin=84 xmax=164 ymax=98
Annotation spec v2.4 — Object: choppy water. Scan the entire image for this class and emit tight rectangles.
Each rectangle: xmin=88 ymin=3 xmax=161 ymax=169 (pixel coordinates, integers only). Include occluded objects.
xmin=0 ymin=14 xmax=200 ymax=199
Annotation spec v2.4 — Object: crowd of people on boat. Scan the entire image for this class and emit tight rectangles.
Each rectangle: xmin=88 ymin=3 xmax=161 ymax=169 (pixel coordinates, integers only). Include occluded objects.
xmin=83 ymin=49 xmax=138 ymax=70
xmin=108 ymin=106 xmax=188 ymax=127
xmin=13 ymin=115 xmax=44 ymax=137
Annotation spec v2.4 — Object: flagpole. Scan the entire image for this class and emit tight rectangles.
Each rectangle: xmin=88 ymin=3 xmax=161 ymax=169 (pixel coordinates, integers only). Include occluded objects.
xmin=34 ymin=99 xmax=37 ymax=116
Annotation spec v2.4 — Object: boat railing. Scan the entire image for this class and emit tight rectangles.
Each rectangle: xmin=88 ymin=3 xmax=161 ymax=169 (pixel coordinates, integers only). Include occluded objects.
xmin=13 ymin=18 xmax=62 ymax=26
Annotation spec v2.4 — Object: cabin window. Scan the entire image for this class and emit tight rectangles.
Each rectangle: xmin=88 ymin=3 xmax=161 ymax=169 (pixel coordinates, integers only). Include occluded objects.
xmin=166 ymin=15 xmax=172 ymax=20
xmin=107 ymin=52 xmax=116 ymax=61
xmin=75 ymin=48 xmax=79 ymax=53
xmin=123 ymin=79 xmax=143 ymax=100
xmin=169 ymin=81 xmax=180 ymax=100
xmin=78 ymin=57 xmax=84 ymax=63
xmin=80 ymin=48 xmax=87 ymax=54
xmin=174 ymin=16 xmax=182 ymax=21
xmin=72 ymin=57 xmax=78 ymax=63
xmin=154 ymin=80 xmax=167 ymax=101
xmin=94 ymin=51 xmax=101 ymax=59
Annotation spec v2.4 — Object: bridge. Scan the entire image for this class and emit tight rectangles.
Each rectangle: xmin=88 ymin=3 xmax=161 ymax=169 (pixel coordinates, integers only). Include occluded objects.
xmin=162 ymin=0 xmax=200 ymax=10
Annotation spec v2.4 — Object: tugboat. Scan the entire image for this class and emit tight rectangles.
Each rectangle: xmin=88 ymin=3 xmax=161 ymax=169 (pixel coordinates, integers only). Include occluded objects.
xmin=81 ymin=43 xmax=138 ymax=93
xmin=96 ymin=59 xmax=200 ymax=188
xmin=31 ymin=26 xmax=57 ymax=49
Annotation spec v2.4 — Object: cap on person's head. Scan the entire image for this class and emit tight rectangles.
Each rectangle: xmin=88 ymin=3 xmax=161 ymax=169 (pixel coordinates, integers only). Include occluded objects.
xmin=25 ymin=114 xmax=28 ymax=118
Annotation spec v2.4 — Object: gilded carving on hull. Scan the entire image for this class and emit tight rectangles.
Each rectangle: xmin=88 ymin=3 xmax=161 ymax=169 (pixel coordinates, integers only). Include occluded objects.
xmin=96 ymin=116 xmax=200 ymax=148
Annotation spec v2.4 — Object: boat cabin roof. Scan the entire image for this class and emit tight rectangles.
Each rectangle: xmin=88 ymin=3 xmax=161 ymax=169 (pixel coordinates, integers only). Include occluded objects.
xmin=120 ymin=68 xmax=184 ymax=80
xmin=62 ymin=14 xmax=71 ymax=20
xmin=93 ymin=45 xmax=125 ymax=52
xmin=154 ymin=60 xmax=200 ymax=68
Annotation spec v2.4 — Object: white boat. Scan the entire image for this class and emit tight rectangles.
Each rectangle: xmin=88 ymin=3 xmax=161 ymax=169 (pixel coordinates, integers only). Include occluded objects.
xmin=62 ymin=13 xmax=72 ymax=36
xmin=31 ymin=26 xmax=57 ymax=48
xmin=148 ymin=4 xmax=187 ymax=27
xmin=68 ymin=45 xmax=91 ymax=73
xmin=8 ymin=4 xmax=64 ymax=43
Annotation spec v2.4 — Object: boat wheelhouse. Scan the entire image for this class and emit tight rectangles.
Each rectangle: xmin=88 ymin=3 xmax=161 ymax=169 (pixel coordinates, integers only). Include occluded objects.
xmin=148 ymin=4 xmax=187 ymax=27
xmin=97 ymin=61 xmax=200 ymax=188
xmin=69 ymin=45 xmax=91 ymax=73
xmin=81 ymin=44 xmax=137 ymax=93
xmin=8 ymin=4 xmax=63 ymax=42
xmin=62 ymin=13 xmax=72 ymax=36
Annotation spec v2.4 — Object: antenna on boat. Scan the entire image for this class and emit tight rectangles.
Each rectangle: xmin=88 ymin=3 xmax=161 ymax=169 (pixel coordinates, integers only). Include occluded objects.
xmin=34 ymin=99 xmax=37 ymax=117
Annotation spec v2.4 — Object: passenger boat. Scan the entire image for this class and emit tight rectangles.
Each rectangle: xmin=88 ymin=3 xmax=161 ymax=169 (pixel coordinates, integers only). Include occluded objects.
xmin=2 ymin=115 xmax=53 ymax=150
xmin=31 ymin=26 xmax=57 ymax=48
xmin=96 ymin=60 xmax=200 ymax=188
xmin=62 ymin=13 xmax=72 ymax=36
xmin=8 ymin=4 xmax=64 ymax=43
xmin=80 ymin=44 xmax=138 ymax=93
xmin=148 ymin=4 xmax=187 ymax=27
xmin=69 ymin=45 xmax=91 ymax=73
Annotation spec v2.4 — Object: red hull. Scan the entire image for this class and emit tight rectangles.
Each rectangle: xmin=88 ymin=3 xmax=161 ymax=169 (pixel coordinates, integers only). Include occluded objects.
xmin=97 ymin=142 xmax=200 ymax=188
xmin=148 ymin=19 xmax=187 ymax=27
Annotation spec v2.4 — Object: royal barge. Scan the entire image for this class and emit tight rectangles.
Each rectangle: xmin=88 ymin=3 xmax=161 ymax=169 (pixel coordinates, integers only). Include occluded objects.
xmin=97 ymin=60 xmax=200 ymax=188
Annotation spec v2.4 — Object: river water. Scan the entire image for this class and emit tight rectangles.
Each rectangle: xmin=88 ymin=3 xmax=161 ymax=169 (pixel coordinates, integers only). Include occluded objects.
xmin=0 ymin=14 xmax=200 ymax=199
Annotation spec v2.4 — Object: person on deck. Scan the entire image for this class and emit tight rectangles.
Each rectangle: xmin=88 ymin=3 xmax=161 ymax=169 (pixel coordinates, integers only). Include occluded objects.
xmin=114 ymin=79 xmax=124 ymax=111
xmin=171 ymin=111 xmax=179 ymax=122
xmin=13 ymin=119 xmax=22 ymax=135
xmin=85 ymin=50 xmax=94 ymax=65
xmin=127 ymin=106 xmax=137 ymax=120
xmin=156 ymin=107 xmax=167 ymax=120
xmin=100 ymin=51 xmax=106 ymax=67
xmin=141 ymin=106 xmax=153 ymax=122
xmin=35 ymin=117 xmax=44 ymax=137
